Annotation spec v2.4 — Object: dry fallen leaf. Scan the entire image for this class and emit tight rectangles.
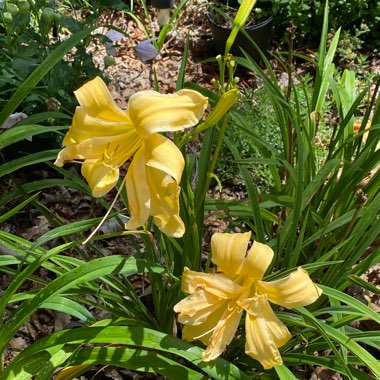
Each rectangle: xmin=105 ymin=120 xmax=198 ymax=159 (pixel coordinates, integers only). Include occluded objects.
xmin=21 ymin=216 xmax=50 ymax=241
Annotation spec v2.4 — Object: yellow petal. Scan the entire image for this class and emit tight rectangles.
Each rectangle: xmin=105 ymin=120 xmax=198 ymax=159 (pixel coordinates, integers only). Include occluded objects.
xmin=181 ymin=300 xmax=227 ymax=344
xmin=237 ymin=294 xmax=266 ymax=316
xmin=81 ymin=159 xmax=119 ymax=197
xmin=174 ymin=289 xmax=225 ymax=325
xmin=55 ymin=76 xmax=142 ymax=175
xmin=55 ymin=130 xmax=142 ymax=168
xmin=64 ymin=77 xmax=132 ymax=145
xmin=127 ymin=89 xmax=208 ymax=138
xmin=125 ymin=146 xmax=151 ymax=230
xmin=55 ymin=145 xmax=76 ymax=167
xmin=182 ymin=325 xmax=213 ymax=345
xmin=211 ymin=232 xmax=252 ymax=275
xmin=124 ymin=143 xmax=184 ymax=237
xmin=257 ymin=267 xmax=323 ymax=309
xmin=144 ymin=134 xmax=186 ymax=236
xmin=202 ymin=305 xmax=243 ymax=361
xmin=211 ymin=233 xmax=273 ymax=279
xmin=146 ymin=165 xmax=184 ymax=237
xmin=124 ymin=134 xmax=186 ymax=237
xmin=239 ymin=240 xmax=274 ymax=280
xmin=145 ymin=134 xmax=184 ymax=185
xmin=180 ymin=267 xmax=243 ymax=299
xmin=150 ymin=189 xmax=183 ymax=237
xmin=245 ymin=300 xmax=292 ymax=369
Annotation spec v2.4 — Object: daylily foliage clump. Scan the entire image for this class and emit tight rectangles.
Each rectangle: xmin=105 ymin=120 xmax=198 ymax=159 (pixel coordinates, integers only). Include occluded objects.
xmin=55 ymin=77 xmax=208 ymax=237
xmin=2 ymin=0 xmax=380 ymax=377
xmin=54 ymin=78 xmax=323 ymax=370
xmin=174 ymin=232 xmax=323 ymax=369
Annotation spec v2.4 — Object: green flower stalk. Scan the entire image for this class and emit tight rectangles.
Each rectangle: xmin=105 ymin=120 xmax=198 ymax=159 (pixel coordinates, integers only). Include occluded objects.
xmin=225 ymin=0 xmax=258 ymax=56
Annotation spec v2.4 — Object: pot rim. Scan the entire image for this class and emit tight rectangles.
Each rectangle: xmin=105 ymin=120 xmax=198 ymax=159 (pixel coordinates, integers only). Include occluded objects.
xmin=206 ymin=10 xmax=273 ymax=31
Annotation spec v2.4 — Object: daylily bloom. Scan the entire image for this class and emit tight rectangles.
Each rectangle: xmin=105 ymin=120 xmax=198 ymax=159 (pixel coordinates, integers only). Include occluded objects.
xmin=353 ymin=120 xmax=371 ymax=142
xmin=174 ymin=232 xmax=322 ymax=369
xmin=55 ymin=77 xmax=207 ymax=237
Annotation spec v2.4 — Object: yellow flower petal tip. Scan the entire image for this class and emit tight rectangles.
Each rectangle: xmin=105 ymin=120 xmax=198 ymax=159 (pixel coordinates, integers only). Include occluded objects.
xmin=174 ymin=232 xmax=323 ymax=369
xmin=55 ymin=77 xmax=207 ymax=237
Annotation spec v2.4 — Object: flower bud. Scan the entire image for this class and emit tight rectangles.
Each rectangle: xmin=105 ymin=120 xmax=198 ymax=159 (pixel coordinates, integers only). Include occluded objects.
xmin=42 ymin=7 xmax=55 ymax=24
xmin=54 ymin=11 xmax=62 ymax=24
xmin=17 ymin=1 xmax=30 ymax=13
xmin=193 ymin=88 xmax=240 ymax=135
xmin=205 ymin=89 xmax=240 ymax=126
xmin=5 ymin=3 xmax=19 ymax=16
xmin=225 ymin=0 xmax=257 ymax=55
xmin=157 ymin=8 xmax=170 ymax=26
xmin=40 ymin=7 xmax=55 ymax=36
xmin=104 ymin=55 xmax=116 ymax=68
xmin=3 ymin=12 xmax=13 ymax=24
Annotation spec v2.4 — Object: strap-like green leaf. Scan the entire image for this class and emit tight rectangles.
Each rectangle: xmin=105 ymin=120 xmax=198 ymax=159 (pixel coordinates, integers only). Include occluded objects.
xmin=0 ymin=150 xmax=60 ymax=176
xmin=0 ymin=256 xmax=166 ymax=355
xmin=320 ymin=285 xmax=380 ymax=325
xmin=274 ymin=365 xmax=299 ymax=380
xmin=0 ymin=125 xmax=67 ymax=149
xmin=296 ymin=306 xmax=380 ymax=378
xmin=0 ymin=192 xmax=40 ymax=223
xmin=5 ymin=325 xmax=250 ymax=380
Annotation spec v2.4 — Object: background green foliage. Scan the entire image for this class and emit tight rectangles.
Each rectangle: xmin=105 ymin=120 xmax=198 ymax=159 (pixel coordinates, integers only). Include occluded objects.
xmin=0 ymin=0 xmax=109 ymax=116
xmin=270 ymin=0 xmax=380 ymax=50
xmin=219 ymin=87 xmax=284 ymax=191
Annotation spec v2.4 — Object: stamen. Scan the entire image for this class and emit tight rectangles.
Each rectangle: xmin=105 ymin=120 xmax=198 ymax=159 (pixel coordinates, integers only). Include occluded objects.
xmin=227 ymin=300 xmax=240 ymax=312
xmin=192 ymin=325 xmax=216 ymax=340
xmin=82 ymin=175 xmax=127 ymax=245
xmin=102 ymin=144 xmax=121 ymax=170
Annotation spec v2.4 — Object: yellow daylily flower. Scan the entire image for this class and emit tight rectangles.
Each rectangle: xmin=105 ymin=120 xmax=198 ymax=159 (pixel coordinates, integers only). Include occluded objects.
xmin=353 ymin=120 xmax=371 ymax=142
xmin=174 ymin=232 xmax=322 ymax=369
xmin=55 ymin=77 xmax=208 ymax=237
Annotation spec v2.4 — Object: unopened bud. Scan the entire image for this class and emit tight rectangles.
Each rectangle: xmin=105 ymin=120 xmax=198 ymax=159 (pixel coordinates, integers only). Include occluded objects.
xmin=18 ymin=1 xmax=30 ymax=13
xmin=233 ymin=0 xmax=257 ymax=30
xmin=6 ymin=3 xmax=19 ymax=16
xmin=197 ymin=89 xmax=240 ymax=132
xmin=104 ymin=55 xmax=116 ymax=68
xmin=3 ymin=12 xmax=13 ymax=24
xmin=225 ymin=0 xmax=257 ymax=55
xmin=41 ymin=7 xmax=55 ymax=23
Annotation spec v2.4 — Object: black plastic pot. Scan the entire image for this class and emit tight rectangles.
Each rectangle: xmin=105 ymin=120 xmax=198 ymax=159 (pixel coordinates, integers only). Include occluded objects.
xmin=207 ymin=10 xmax=273 ymax=61
xmin=151 ymin=0 xmax=174 ymax=8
